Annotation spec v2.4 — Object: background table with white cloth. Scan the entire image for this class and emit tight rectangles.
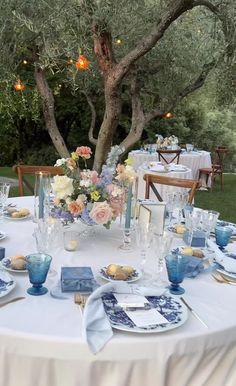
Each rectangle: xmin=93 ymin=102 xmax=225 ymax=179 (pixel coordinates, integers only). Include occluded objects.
xmin=0 ymin=196 xmax=236 ymax=386
xmin=129 ymin=150 xmax=212 ymax=181
xmin=137 ymin=164 xmax=193 ymax=200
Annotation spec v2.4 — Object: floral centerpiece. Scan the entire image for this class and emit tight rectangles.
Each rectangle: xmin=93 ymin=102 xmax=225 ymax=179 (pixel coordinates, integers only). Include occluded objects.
xmin=52 ymin=145 xmax=136 ymax=228
xmin=156 ymin=135 xmax=179 ymax=149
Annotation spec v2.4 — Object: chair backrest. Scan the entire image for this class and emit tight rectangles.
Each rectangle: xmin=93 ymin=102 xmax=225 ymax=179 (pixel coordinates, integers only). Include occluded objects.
xmin=143 ymin=174 xmax=201 ymax=204
xmin=214 ymin=147 xmax=228 ymax=170
xmin=12 ymin=165 xmax=64 ymax=196
xmin=156 ymin=149 xmax=182 ymax=164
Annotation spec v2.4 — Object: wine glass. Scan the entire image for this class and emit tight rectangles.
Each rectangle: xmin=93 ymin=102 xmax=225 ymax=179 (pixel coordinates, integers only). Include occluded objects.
xmin=26 ymin=253 xmax=52 ymax=295
xmin=150 ymin=231 xmax=173 ymax=287
xmin=135 ymin=223 xmax=153 ymax=281
xmin=165 ymin=253 xmax=187 ymax=295
xmin=0 ymin=183 xmax=10 ymax=222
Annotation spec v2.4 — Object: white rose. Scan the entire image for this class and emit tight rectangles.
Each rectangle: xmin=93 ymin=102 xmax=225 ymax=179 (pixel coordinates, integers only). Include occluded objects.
xmin=54 ymin=158 xmax=67 ymax=167
xmin=52 ymin=175 xmax=74 ymax=200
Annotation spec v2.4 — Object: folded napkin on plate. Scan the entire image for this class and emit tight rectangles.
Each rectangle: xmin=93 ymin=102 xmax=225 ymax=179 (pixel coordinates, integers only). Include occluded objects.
xmin=168 ymin=164 xmax=186 ymax=171
xmin=82 ymin=281 xmax=165 ymax=354
xmin=208 ymin=239 xmax=236 ymax=273
xmin=184 ymin=256 xmax=204 ymax=278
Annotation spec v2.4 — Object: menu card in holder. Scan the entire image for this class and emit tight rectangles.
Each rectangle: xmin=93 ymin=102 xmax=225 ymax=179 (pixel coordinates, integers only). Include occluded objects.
xmin=139 ymin=200 xmax=166 ymax=235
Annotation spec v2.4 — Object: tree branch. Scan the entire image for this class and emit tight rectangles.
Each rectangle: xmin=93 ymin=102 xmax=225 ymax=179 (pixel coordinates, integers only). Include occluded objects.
xmin=81 ymin=91 xmax=97 ymax=146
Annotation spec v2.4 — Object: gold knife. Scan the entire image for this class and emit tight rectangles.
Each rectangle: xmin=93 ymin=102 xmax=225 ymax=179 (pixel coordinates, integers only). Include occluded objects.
xmin=180 ymin=297 xmax=208 ymax=328
xmin=0 ymin=297 xmax=25 ymax=308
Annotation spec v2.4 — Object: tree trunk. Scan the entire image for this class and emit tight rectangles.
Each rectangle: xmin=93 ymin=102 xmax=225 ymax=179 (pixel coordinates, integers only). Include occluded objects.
xmin=34 ymin=66 xmax=70 ymax=159
xmin=93 ymin=79 xmax=122 ymax=172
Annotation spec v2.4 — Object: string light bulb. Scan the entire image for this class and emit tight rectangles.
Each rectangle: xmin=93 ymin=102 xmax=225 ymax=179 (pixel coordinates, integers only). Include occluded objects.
xmin=75 ymin=54 xmax=89 ymax=70
xmin=14 ymin=79 xmax=25 ymax=91
xmin=164 ymin=112 xmax=173 ymax=119
xmin=23 ymin=60 xmax=28 ymax=65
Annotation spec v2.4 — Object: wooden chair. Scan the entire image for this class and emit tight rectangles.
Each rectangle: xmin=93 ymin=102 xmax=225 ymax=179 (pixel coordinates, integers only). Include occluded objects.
xmin=198 ymin=147 xmax=228 ymax=191
xmin=156 ymin=149 xmax=182 ymax=164
xmin=143 ymin=174 xmax=201 ymax=204
xmin=12 ymin=165 xmax=64 ymax=196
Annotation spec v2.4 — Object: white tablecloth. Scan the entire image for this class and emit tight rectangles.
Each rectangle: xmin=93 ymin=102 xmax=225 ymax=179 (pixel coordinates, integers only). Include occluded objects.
xmin=137 ymin=165 xmax=193 ymax=200
xmin=129 ymin=150 xmax=212 ymax=180
xmin=0 ymin=196 xmax=236 ymax=386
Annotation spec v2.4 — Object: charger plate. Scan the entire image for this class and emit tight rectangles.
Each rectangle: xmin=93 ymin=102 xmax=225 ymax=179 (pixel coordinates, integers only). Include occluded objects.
xmin=102 ymin=293 xmax=188 ymax=333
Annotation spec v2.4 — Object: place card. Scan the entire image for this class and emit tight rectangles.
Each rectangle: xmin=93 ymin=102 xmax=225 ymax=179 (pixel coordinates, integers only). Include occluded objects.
xmin=114 ymin=293 xmax=147 ymax=308
xmin=126 ymin=308 xmax=169 ymax=328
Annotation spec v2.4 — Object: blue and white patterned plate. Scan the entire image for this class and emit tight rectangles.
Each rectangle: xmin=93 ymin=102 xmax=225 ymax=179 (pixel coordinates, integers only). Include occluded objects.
xmin=0 ymin=270 xmax=16 ymax=298
xmin=215 ymin=252 xmax=236 ymax=280
xmin=99 ymin=265 xmax=142 ymax=283
xmin=102 ymin=294 xmax=188 ymax=333
xmin=0 ymin=257 xmax=27 ymax=273
xmin=167 ymin=225 xmax=185 ymax=238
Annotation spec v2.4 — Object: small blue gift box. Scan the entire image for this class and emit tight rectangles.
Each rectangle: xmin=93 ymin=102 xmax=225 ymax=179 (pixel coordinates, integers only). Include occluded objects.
xmin=61 ymin=267 xmax=96 ymax=292
xmin=183 ymin=230 xmax=206 ymax=247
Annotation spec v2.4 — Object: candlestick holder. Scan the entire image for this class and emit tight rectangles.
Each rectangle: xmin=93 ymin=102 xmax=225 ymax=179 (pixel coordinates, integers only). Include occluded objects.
xmin=118 ymin=227 xmax=134 ymax=252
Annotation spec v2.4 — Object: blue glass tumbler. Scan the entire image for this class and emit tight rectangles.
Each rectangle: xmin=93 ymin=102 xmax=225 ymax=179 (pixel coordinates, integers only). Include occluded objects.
xmin=26 ymin=253 xmax=52 ymax=295
xmin=165 ymin=253 xmax=187 ymax=295
xmin=215 ymin=226 xmax=233 ymax=250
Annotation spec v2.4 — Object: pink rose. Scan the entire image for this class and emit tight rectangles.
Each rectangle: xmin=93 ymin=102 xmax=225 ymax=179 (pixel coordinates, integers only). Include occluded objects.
xmin=90 ymin=201 xmax=113 ymax=225
xmin=75 ymin=146 xmax=92 ymax=159
xmin=68 ymin=199 xmax=85 ymax=216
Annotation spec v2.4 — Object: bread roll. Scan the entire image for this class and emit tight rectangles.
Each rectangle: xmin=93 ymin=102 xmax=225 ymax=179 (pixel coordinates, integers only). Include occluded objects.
xmin=121 ymin=265 xmax=134 ymax=275
xmin=11 ymin=211 xmax=22 ymax=218
xmin=11 ymin=254 xmax=26 ymax=261
xmin=18 ymin=208 xmax=30 ymax=216
xmin=11 ymin=259 xmax=26 ymax=270
xmin=181 ymin=247 xmax=193 ymax=256
xmin=192 ymin=249 xmax=204 ymax=258
xmin=113 ymin=269 xmax=129 ymax=280
xmin=106 ymin=264 xmax=121 ymax=276
xmin=175 ymin=224 xmax=186 ymax=234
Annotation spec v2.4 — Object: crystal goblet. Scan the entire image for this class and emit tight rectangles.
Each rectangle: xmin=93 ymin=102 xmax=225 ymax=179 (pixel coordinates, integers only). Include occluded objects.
xmin=26 ymin=253 xmax=52 ymax=295
xmin=0 ymin=183 xmax=10 ymax=222
xmin=165 ymin=253 xmax=187 ymax=295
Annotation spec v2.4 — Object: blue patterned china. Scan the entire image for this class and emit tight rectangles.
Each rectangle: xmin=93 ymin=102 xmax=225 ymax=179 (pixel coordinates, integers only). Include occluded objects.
xmin=0 ymin=270 xmax=15 ymax=298
xmin=165 ymin=253 xmax=188 ymax=295
xmin=1 ymin=257 xmax=27 ymax=273
xmin=102 ymin=293 xmax=188 ymax=333
xmin=26 ymin=253 xmax=52 ymax=295
xmin=99 ymin=265 xmax=141 ymax=283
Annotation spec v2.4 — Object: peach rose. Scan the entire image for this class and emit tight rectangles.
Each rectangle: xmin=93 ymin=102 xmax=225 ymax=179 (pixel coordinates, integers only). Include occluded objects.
xmin=68 ymin=199 xmax=85 ymax=216
xmin=89 ymin=201 xmax=113 ymax=225
xmin=75 ymin=146 xmax=92 ymax=159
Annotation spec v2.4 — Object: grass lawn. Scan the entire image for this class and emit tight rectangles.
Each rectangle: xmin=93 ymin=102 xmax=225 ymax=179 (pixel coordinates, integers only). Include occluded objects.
xmin=1 ymin=167 xmax=236 ymax=223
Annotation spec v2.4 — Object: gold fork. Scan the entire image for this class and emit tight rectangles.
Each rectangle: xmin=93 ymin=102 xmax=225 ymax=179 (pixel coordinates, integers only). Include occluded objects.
xmin=0 ymin=297 xmax=25 ymax=308
xmin=212 ymin=273 xmax=236 ymax=286
xmin=74 ymin=293 xmax=87 ymax=312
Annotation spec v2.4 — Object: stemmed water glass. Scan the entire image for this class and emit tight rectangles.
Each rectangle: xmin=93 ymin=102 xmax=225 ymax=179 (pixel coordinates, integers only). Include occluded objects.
xmin=135 ymin=222 xmax=153 ymax=281
xmin=0 ymin=183 xmax=10 ymax=222
xmin=150 ymin=231 xmax=173 ymax=287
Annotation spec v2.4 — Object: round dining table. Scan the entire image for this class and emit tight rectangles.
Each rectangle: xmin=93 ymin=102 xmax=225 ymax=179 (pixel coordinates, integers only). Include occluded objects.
xmin=129 ymin=150 xmax=212 ymax=182
xmin=137 ymin=164 xmax=193 ymax=200
xmin=0 ymin=196 xmax=236 ymax=386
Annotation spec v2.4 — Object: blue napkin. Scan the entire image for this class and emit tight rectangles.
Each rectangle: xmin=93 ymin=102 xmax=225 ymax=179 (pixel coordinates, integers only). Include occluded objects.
xmin=82 ymin=282 xmax=166 ymax=354
xmin=184 ymin=255 xmax=204 ymax=278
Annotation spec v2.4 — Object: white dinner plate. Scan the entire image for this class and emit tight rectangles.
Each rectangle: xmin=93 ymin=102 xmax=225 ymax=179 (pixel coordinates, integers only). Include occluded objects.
xmin=99 ymin=265 xmax=142 ymax=283
xmin=102 ymin=294 xmax=188 ymax=333
xmin=0 ymin=257 xmax=27 ymax=273
xmin=0 ymin=231 xmax=7 ymax=241
xmin=0 ymin=270 xmax=16 ymax=298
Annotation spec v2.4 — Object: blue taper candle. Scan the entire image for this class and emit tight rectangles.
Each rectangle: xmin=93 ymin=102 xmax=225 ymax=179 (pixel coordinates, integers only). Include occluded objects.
xmin=38 ymin=173 xmax=44 ymax=219
xmin=125 ymin=182 xmax=132 ymax=229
